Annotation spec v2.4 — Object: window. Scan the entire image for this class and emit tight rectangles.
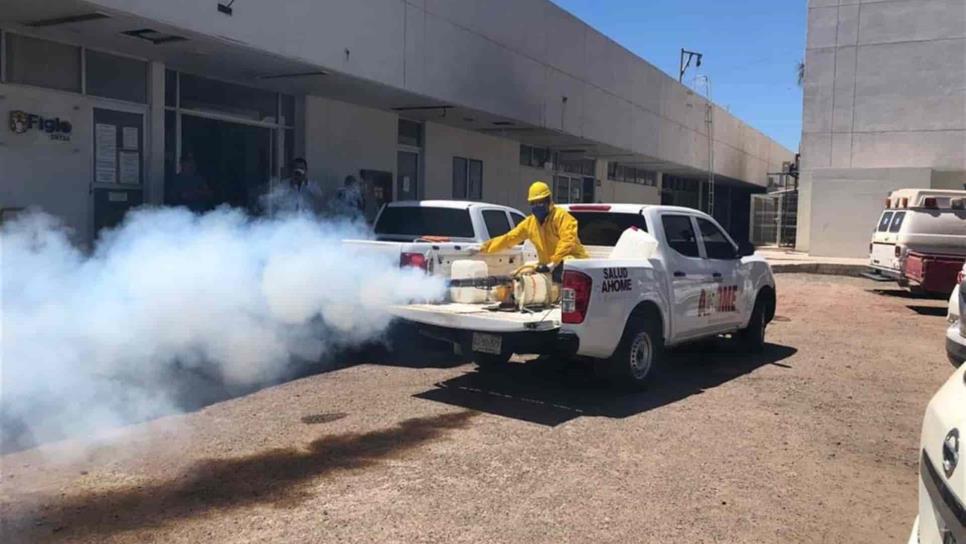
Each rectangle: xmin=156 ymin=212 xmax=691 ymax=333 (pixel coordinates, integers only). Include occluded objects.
xmin=452 ymin=157 xmax=483 ymax=200
xmin=889 ymin=211 xmax=906 ymax=233
xmin=165 ymin=69 xmax=177 ymax=107
xmin=520 ymin=145 xmax=532 ymax=166
xmin=482 ymin=210 xmax=512 ymax=238
xmin=85 ymin=50 xmax=148 ymax=103
xmin=519 ymin=144 xmax=551 ymax=168
xmin=281 ymin=95 xmax=295 ymax=127
xmin=608 ymin=162 xmax=656 ymax=186
xmin=876 ymin=211 xmax=894 ymax=232
xmin=4 ymin=33 xmax=81 ymax=92
xmin=510 ymin=212 xmax=526 ymax=226
xmin=398 ymin=119 xmax=423 ymax=147
xmin=571 ymin=212 xmax=647 ymax=247
xmin=661 ymin=215 xmax=700 ymax=257
xmin=179 ymin=73 xmax=278 ymax=122
xmin=697 ymin=218 xmax=737 ymax=260
xmin=373 ymin=207 xmax=475 ymax=240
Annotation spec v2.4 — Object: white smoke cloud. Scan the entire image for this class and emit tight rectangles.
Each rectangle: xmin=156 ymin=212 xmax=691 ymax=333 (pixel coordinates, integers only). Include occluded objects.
xmin=0 ymin=206 xmax=445 ymax=451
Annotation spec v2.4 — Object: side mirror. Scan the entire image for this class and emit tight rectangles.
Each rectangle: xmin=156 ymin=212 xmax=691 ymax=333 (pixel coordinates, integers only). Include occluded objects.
xmin=737 ymin=240 xmax=756 ymax=257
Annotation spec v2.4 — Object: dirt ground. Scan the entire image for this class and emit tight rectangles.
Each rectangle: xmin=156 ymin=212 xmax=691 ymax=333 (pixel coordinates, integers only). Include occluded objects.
xmin=0 ymin=274 xmax=956 ymax=543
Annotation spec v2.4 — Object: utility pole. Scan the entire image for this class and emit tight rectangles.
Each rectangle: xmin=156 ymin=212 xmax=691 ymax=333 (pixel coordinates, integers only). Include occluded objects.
xmin=679 ymin=49 xmax=703 ymax=82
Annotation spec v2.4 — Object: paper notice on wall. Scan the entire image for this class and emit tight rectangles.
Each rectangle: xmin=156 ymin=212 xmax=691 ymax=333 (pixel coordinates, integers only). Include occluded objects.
xmin=122 ymin=127 xmax=139 ymax=150
xmin=402 ymin=176 xmax=411 ymax=193
xmin=119 ymin=151 xmax=140 ymax=185
xmin=95 ymin=162 xmax=116 ymax=184
xmin=95 ymin=124 xmax=116 ymax=161
xmin=95 ymin=123 xmax=117 ymax=183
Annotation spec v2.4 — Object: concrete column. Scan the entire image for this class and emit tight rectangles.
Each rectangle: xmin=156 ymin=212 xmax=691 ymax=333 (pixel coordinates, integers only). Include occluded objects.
xmin=146 ymin=61 xmax=165 ymax=205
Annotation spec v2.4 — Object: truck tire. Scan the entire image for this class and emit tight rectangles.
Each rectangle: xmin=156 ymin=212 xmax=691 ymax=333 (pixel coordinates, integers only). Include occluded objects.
xmin=948 ymin=352 xmax=964 ymax=368
xmin=738 ymin=295 xmax=768 ymax=353
xmin=605 ymin=315 xmax=664 ymax=390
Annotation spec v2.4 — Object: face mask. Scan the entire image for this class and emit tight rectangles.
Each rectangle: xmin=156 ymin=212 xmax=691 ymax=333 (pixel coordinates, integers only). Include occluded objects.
xmin=531 ymin=202 xmax=550 ymax=222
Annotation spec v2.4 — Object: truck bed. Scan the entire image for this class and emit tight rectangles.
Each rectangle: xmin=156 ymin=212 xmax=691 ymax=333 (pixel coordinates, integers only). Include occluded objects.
xmin=390 ymin=302 xmax=561 ymax=333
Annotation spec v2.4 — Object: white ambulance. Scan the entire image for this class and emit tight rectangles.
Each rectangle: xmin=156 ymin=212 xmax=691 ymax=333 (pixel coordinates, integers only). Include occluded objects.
xmin=868 ymin=189 xmax=966 ymax=294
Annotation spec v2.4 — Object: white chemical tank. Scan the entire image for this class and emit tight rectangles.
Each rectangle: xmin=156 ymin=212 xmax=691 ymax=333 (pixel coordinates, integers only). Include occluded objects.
xmin=450 ymin=260 xmax=489 ymax=303
xmin=609 ymin=227 xmax=658 ymax=260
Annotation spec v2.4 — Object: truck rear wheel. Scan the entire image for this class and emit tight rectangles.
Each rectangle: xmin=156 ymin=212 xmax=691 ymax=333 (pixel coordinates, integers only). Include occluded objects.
xmin=605 ymin=315 xmax=664 ymax=390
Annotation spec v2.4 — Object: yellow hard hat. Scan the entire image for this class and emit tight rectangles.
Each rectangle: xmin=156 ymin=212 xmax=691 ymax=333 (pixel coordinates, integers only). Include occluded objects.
xmin=527 ymin=181 xmax=552 ymax=202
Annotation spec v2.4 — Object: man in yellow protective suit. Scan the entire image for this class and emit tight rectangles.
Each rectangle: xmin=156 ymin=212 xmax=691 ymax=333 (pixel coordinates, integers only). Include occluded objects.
xmin=479 ymin=181 xmax=588 ymax=280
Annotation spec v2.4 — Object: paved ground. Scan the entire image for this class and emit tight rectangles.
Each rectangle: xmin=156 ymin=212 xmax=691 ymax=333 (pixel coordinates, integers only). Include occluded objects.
xmin=0 ymin=274 xmax=955 ymax=543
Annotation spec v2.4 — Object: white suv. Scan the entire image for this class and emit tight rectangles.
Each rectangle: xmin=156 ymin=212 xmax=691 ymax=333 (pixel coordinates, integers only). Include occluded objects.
xmin=947 ymin=263 xmax=966 ymax=367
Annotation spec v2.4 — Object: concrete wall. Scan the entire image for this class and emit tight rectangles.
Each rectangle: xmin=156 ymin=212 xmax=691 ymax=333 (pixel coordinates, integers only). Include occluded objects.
xmin=87 ymin=0 xmax=794 ymax=187
xmin=422 ymin=121 xmax=522 ymax=207
xmin=807 ymin=167 xmax=932 ymax=257
xmin=303 ymin=95 xmax=398 ymax=198
xmin=799 ymin=0 xmax=966 ymax=254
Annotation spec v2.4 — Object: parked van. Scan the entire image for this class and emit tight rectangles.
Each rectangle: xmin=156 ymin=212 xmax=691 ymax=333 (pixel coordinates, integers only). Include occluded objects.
xmin=868 ymin=189 xmax=966 ymax=294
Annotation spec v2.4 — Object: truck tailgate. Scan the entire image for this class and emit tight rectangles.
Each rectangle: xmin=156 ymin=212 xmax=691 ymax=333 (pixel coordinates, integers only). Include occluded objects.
xmin=390 ymin=303 xmax=560 ymax=333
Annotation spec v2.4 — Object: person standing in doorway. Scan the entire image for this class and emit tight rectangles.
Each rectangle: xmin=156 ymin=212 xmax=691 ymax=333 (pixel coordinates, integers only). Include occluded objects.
xmin=335 ymin=175 xmax=366 ymax=220
xmin=166 ymin=154 xmax=213 ymax=212
xmin=265 ymin=157 xmax=324 ymax=217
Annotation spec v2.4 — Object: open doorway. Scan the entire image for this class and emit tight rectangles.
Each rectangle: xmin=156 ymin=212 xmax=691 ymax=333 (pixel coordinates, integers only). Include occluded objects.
xmin=178 ymin=115 xmax=272 ymax=212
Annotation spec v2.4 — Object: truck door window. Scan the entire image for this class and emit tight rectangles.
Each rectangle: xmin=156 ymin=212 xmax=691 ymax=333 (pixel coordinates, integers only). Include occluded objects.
xmin=888 ymin=211 xmax=906 ymax=233
xmin=661 ymin=215 xmax=700 ymax=258
xmin=876 ymin=211 xmax=894 ymax=232
xmin=696 ymin=218 xmax=737 ymax=259
xmin=510 ymin=212 xmax=526 ymax=226
xmin=482 ymin=209 xmax=512 ymax=238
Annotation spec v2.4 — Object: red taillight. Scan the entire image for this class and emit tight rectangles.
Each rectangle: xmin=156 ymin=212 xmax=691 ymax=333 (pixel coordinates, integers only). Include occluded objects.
xmin=562 ymin=270 xmax=592 ymax=324
xmin=957 ymin=270 xmax=964 ymax=284
xmin=400 ymin=252 xmax=428 ymax=271
xmin=923 ymin=197 xmax=938 ymax=209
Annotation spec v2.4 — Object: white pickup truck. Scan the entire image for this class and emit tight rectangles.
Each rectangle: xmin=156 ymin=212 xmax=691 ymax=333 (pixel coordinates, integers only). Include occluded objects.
xmin=392 ymin=204 xmax=777 ymax=388
xmin=343 ymin=200 xmax=532 ymax=271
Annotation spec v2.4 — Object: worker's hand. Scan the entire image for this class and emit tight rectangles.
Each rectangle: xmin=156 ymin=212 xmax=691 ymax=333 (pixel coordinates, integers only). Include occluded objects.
xmin=479 ymin=240 xmax=492 ymax=254
xmin=535 ymin=263 xmax=551 ymax=274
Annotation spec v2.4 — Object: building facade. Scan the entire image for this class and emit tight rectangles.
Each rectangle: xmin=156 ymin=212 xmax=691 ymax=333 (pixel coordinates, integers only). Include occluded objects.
xmin=799 ymin=0 xmax=966 ymax=257
xmin=1 ymin=0 xmax=793 ymax=246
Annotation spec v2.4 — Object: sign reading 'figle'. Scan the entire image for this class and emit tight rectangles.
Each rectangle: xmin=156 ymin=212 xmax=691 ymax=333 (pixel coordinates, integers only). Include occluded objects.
xmin=9 ymin=110 xmax=72 ymax=141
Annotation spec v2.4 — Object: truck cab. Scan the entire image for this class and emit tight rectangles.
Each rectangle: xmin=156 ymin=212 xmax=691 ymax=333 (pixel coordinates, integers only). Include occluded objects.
xmin=558 ymin=205 xmax=774 ymax=386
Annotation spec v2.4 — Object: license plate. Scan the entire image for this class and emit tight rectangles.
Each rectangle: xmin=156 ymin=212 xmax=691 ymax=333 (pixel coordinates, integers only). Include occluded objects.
xmin=471 ymin=332 xmax=502 ymax=355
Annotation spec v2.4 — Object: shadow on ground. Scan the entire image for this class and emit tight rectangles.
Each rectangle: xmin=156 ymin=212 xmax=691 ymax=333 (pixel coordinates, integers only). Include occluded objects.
xmin=906 ymin=304 xmax=949 ymax=317
xmin=414 ymin=341 xmax=797 ymax=426
xmin=3 ymin=411 xmax=477 ymax=542
xmin=870 ymin=287 xmax=948 ymax=301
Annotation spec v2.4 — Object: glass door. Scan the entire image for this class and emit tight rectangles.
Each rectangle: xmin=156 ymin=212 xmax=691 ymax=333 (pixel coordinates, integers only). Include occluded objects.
xmin=397 ymin=151 xmax=419 ymax=200
xmin=92 ymin=108 xmax=144 ymax=235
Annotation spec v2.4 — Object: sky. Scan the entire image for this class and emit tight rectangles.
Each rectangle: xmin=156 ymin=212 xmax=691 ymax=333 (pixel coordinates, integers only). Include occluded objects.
xmin=551 ymin=0 xmax=806 ymax=152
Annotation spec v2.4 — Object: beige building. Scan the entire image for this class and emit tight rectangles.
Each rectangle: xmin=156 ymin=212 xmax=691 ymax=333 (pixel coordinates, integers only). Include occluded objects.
xmin=799 ymin=0 xmax=966 ymax=257
xmin=1 ymin=0 xmax=793 ymax=246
